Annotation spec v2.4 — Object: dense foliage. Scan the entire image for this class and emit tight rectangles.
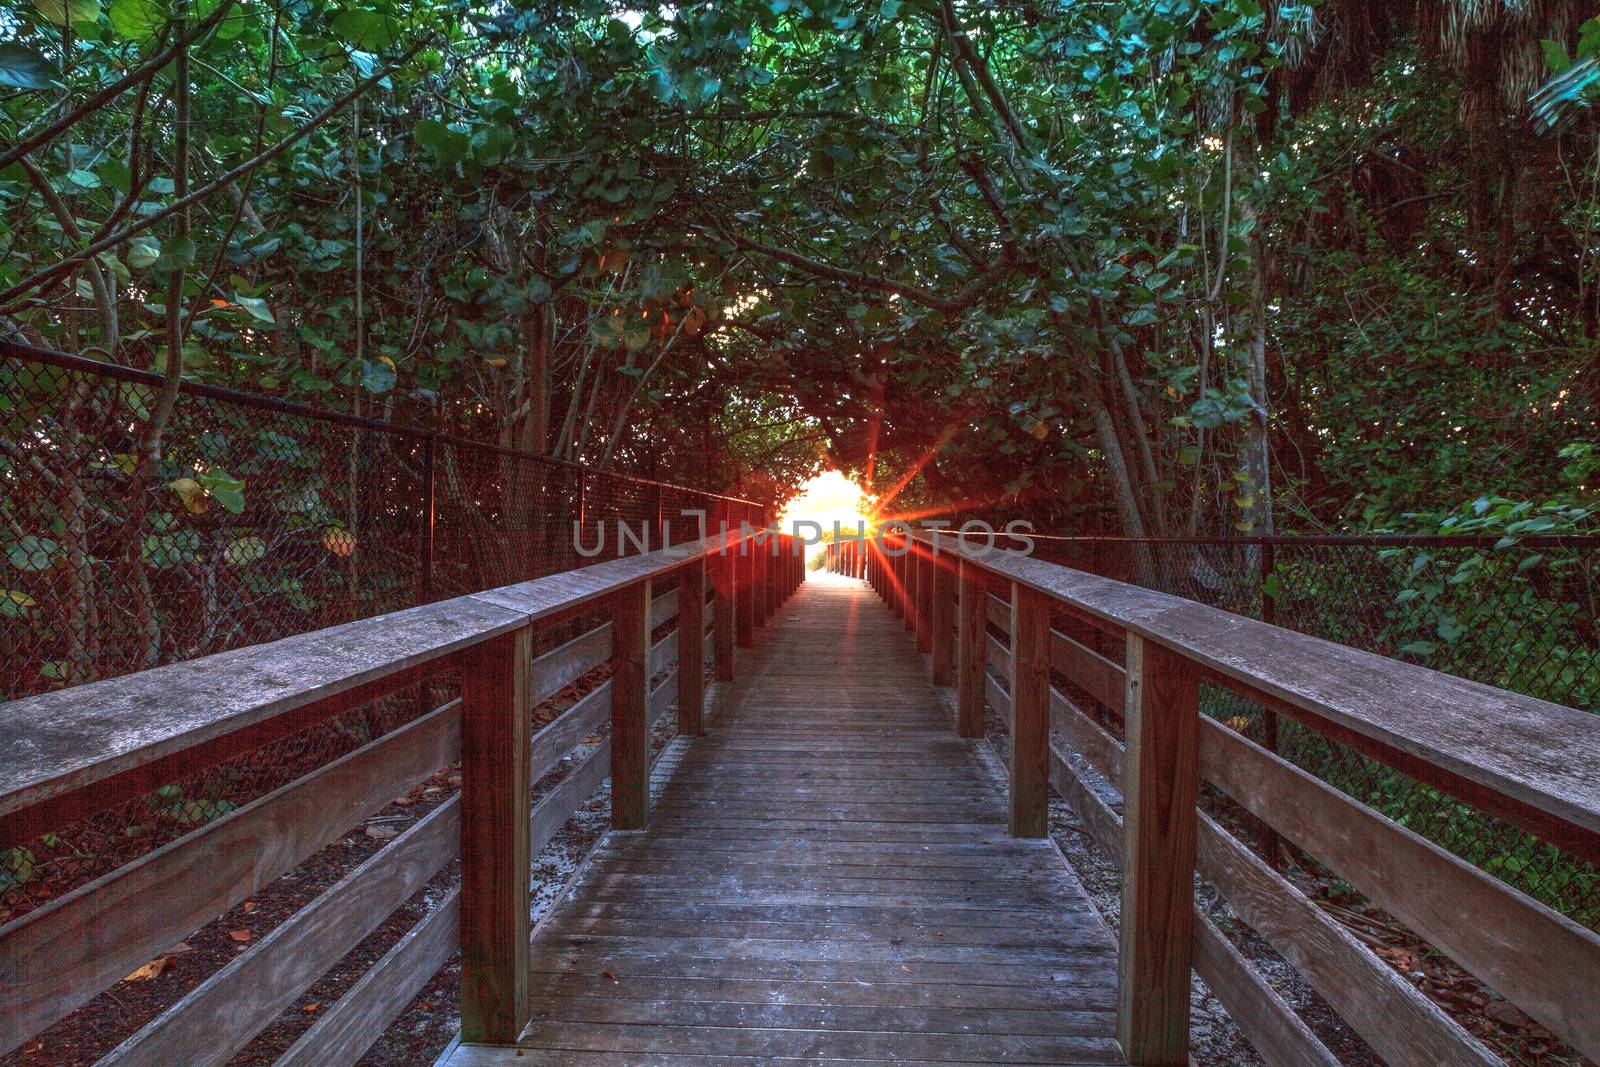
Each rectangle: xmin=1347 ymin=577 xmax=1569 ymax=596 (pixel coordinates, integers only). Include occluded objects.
xmin=2 ymin=0 xmax=1597 ymax=534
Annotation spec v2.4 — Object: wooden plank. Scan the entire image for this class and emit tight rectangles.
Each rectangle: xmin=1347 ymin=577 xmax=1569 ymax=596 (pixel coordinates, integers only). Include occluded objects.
xmin=678 ymin=559 xmax=705 ymax=736
xmin=0 ymin=702 xmax=458 ymax=1055
xmin=931 ymin=553 xmax=956 ymax=686
xmin=1201 ymin=719 xmax=1600 ymax=1060
xmin=532 ymin=684 xmax=610 ymax=784
xmin=932 ymin=532 xmax=1600 ymax=855
xmin=611 ymin=580 xmax=651 ymax=830
xmin=1009 ymin=583 xmax=1050 ymax=839
xmin=1052 ymin=629 xmax=1125 ymax=714
xmin=736 ymin=543 xmax=755 ymax=648
xmin=713 ymin=551 xmax=735 ymax=681
xmin=1049 ymin=745 xmax=1338 ymax=1067
xmin=956 ymin=559 xmax=987 ymax=739
xmin=1199 ymin=811 xmax=1499 ymax=1065
xmin=277 ymin=889 xmax=460 ymax=1067
xmin=1192 ymin=915 xmax=1340 ymax=1067
xmin=459 ymin=625 xmax=533 ymax=1045
xmin=1117 ymin=635 xmax=1200 ymax=1066
xmin=534 ymin=741 xmax=611 ymax=856
xmin=103 ymin=798 xmax=458 ymax=1066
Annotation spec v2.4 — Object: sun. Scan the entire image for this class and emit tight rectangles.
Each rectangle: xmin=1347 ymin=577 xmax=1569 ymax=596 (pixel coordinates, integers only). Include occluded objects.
xmin=778 ymin=470 xmax=869 ymax=558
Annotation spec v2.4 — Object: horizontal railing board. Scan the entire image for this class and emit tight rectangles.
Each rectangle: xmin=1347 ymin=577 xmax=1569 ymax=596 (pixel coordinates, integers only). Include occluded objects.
xmin=1202 ymin=722 xmax=1600 ymax=1060
xmin=530 ymin=589 xmax=678 ymax=708
xmin=1 ymin=532 xmax=740 ymax=833
xmin=931 ymin=532 xmax=1600 ymax=853
xmin=1036 ymin=686 xmax=1499 ymax=1067
xmin=275 ymin=888 xmax=461 ymax=1067
xmin=101 ymin=797 xmax=459 ymax=1067
xmin=0 ymin=702 xmax=460 ymax=1054
xmin=982 ymin=681 xmax=1339 ymax=1067
xmin=533 ymin=687 xmax=611 ymax=785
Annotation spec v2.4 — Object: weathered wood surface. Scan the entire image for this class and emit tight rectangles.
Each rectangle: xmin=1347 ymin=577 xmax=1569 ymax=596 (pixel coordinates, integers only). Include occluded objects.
xmin=445 ymin=571 xmax=1124 ymax=1066
xmin=0 ymin=701 xmax=459 ymax=1053
xmin=930 ymin=533 xmax=1600 ymax=852
xmin=0 ymin=531 xmax=740 ymax=842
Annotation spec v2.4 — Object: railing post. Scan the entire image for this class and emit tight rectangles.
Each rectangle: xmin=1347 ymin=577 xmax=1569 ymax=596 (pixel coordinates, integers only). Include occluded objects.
xmin=903 ymin=543 xmax=916 ymax=632
xmin=678 ymin=559 xmax=706 ymax=737
xmin=916 ymin=546 xmax=934 ymax=655
xmin=956 ymin=558 xmax=985 ymax=738
xmin=611 ymin=579 xmax=651 ymax=830
xmin=713 ymin=547 xmax=736 ymax=680
xmin=736 ymin=535 xmax=755 ymax=648
xmin=459 ymin=625 xmax=533 ymax=1044
xmin=931 ymin=548 xmax=956 ymax=686
xmin=1008 ymin=583 xmax=1049 ymax=837
xmin=1118 ymin=635 xmax=1201 ymax=1066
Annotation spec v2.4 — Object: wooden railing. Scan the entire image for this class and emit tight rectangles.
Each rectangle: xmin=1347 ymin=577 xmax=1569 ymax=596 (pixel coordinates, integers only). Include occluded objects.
xmin=0 ymin=530 xmax=804 ymax=1063
xmin=827 ymin=531 xmax=1600 ymax=1067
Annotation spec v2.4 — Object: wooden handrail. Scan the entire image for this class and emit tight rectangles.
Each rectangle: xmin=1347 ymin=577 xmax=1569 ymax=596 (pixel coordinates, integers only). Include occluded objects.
xmin=0 ymin=529 xmax=808 ymax=1062
xmin=831 ymin=531 xmax=1600 ymax=1067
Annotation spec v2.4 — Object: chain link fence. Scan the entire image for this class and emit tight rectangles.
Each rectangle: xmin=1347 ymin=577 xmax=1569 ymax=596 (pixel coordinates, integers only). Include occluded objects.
xmin=1024 ymin=533 xmax=1600 ymax=928
xmin=0 ymin=337 xmax=763 ymax=928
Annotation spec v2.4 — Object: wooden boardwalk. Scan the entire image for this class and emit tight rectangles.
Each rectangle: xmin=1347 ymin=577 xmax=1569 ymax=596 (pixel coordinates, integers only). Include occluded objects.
xmin=447 ymin=570 xmax=1124 ymax=1066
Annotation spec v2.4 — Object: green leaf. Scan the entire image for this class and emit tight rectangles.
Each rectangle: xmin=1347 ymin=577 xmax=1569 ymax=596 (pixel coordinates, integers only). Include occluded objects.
xmin=196 ymin=468 xmax=246 ymax=513
xmin=154 ymin=235 xmax=196 ymax=274
xmin=622 ymin=314 xmax=652 ymax=352
xmin=360 ymin=358 xmax=396 ymax=394
xmin=109 ymin=0 xmax=162 ymax=39
xmin=0 ymin=589 xmax=37 ymax=619
xmin=0 ymin=44 xmax=60 ymax=90
xmin=331 ymin=9 xmax=398 ymax=51
xmin=127 ymin=235 xmax=160 ymax=268
xmin=233 ymin=293 xmax=274 ymax=324
xmin=6 ymin=536 xmax=60 ymax=572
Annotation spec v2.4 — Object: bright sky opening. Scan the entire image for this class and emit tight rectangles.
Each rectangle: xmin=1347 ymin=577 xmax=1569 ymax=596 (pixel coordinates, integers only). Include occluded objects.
xmin=778 ymin=470 xmax=869 ymax=559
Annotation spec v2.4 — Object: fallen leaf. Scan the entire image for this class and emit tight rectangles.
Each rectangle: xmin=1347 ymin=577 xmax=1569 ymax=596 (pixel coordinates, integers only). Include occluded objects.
xmin=365 ymin=824 xmax=399 ymax=840
xmin=392 ymin=796 xmax=415 ymax=807
xmin=418 ymin=1000 xmax=437 ymax=1011
xmin=164 ymin=942 xmax=194 ymax=955
xmin=600 ymin=971 xmax=617 ymax=982
xmin=242 ymin=901 xmax=258 ymax=914
xmin=899 ymin=964 xmax=911 ymax=973
xmin=228 ymin=929 xmax=253 ymax=943
xmin=123 ymin=957 xmax=171 ymax=981
xmin=302 ymin=1002 xmax=321 ymax=1013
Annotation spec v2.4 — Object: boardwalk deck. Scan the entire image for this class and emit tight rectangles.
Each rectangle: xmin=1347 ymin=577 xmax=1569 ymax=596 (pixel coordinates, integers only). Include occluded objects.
xmin=445 ymin=571 xmax=1125 ymax=1066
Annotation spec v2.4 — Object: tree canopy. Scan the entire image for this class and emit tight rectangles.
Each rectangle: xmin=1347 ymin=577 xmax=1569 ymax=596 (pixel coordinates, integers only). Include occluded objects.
xmin=3 ymin=0 xmax=1597 ymax=533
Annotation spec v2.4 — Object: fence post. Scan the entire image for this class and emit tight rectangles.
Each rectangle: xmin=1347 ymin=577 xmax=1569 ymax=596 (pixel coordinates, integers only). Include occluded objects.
xmin=956 ymin=559 xmax=985 ymax=737
xmin=419 ymin=434 xmax=436 ymax=602
xmin=916 ymin=546 xmax=934 ymax=655
xmin=611 ymin=579 xmax=651 ymax=830
xmin=459 ymin=625 xmax=533 ymax=1044
xmin=1118 ymin=635 xmax=1201 ymax=1066
xmin=736 ymin=533 xmax=756 ymax=648
xmin=713 ymin=548 xmax=736 ymax=681
xmin=1256 ymin=540 xmax=1284 ymax=870
xmin=1008 ymin=583 xmax=1049 ymax=837
xmin=931 ymin=548 xmax=956 ymax=686
xmin=679 ymin=558 xmax=706 ymax=736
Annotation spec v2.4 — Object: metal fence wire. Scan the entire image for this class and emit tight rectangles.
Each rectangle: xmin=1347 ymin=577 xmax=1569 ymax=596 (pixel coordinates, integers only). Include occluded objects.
xmin=0 ymin=339 xmax=761 ymax=707
xmin=0 ymin=338 xmax=764 ymax=935
xmin=1023 ymin=534 xmax=1600 ymax=928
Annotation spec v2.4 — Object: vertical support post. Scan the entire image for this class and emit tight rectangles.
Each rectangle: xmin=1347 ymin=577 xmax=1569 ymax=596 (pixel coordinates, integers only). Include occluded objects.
xmin=1118 ymin=635 xmax=1201 ymax=1066
xmin=915 ymin=547 xmax=934 ymax=654
xmin=419 ymin=433 xmax=436 ymax=602
xmin=459 ymin=625 xmax=533 ymax=1044
xmin=931 ymin=549 xmax=956 ymax=685
xmin=956 ymin=559 xmax=985 ymax=737
xmin=678 ymin=558 xmax=706 ymax=736
xmin=1009 ymin=582 xmax=1050 ymax=838
xmin=1256 ymin=540 xmax=1284 ymax=870
xmin=890 ymin=543 xmax=905 ymax=618
xmin=713 ymin=548 xmax=736 ymax=681
xmin=655 ymin=484 xmax=666 ymax=550
xmin=611 ymin=579 xmax=651 ymax=830
xmin=908 ymin=547 xmax=921 ymax=630
xmin=736 ymin=532 xmax=756 ymax=648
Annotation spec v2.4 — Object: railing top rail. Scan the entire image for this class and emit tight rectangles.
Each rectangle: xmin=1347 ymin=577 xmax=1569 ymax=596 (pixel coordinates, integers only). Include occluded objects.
xmin=920 ymin=531 xmax=1600 ymax=845
xmin=0 ymin=337 xmax=765 ymax=507
xmin=0 ymin=530 xmax=749 ymax=827
xmin=994 ymin=531 xmax=1600 ymax=548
